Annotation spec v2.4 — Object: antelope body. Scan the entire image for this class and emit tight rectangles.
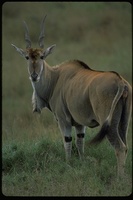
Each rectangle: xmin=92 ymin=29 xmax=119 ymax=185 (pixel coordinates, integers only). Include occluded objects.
xmin=12 ymin=16 xmax=132 ymax=176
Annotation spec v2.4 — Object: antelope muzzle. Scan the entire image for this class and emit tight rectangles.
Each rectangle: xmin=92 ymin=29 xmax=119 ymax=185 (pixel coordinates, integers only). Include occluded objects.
xmin=30 ymin=71 xmax=38 ymax=82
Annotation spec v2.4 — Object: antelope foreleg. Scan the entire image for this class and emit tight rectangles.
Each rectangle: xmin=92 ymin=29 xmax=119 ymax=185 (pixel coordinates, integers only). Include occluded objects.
xmin=64 ymin=136 xmax=72 ymax=161
xmin=76 ymin=133 xmax=85 ymax=160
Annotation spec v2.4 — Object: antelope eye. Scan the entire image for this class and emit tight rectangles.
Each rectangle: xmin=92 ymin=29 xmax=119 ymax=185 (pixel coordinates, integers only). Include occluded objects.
xmin=25 ymin=56 xmax=29 ymax=60
xmin=40 ymin=55 xmax=44 ymax=59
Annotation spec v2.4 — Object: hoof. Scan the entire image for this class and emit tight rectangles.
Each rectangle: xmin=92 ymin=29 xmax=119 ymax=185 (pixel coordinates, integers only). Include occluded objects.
xmin=33 ymin=108 xmax=41 ymax=113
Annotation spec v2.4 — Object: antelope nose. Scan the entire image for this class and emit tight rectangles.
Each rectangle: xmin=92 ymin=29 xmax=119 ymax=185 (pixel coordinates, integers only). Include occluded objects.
xmin=31 ymin=72 xmax=38 ymax=81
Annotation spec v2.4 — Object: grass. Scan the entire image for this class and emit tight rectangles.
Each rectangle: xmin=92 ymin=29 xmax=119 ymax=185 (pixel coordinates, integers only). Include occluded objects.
xmin=2 ymin=133 xmax=132 ymax=196
xmin=2 ymin=2 xmax=132 ymax=197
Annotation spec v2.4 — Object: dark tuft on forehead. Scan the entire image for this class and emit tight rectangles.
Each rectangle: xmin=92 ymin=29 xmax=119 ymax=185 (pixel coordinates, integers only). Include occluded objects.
xmin=27 ymin=48 xmax=43 ymax=59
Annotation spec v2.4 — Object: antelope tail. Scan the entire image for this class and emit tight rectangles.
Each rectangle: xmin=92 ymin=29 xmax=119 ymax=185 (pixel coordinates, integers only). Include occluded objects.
xmin=89 ymin=80 xmax=125 ymax=145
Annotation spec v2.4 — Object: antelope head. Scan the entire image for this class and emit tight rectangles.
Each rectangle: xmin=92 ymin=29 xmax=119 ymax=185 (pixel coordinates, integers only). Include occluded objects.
xmin=12 ymin=16 xmax=56 ymax=82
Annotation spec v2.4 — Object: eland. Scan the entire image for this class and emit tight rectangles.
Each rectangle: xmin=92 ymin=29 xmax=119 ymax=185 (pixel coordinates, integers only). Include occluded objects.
xmin=12 ymin=16 xmax=132 ymax=176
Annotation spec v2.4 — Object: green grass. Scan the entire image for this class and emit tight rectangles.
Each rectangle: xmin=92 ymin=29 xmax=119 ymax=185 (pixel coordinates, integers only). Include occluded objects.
xmin=2 ymin=133 xmax=132 ymax=196
xmin=2 ymin=2 xmax=132 ymax=197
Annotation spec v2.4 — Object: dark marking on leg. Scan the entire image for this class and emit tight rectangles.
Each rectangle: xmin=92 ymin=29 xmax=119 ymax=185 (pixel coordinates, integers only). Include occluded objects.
xmin=77 ymin=133 xmax=85 ymax=138
xmin=65 ymin=136 xmax=72 ymax=142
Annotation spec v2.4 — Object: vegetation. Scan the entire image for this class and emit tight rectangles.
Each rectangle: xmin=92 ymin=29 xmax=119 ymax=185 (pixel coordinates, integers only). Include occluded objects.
xmin=2 ymin=2 xmax=132 ymax=196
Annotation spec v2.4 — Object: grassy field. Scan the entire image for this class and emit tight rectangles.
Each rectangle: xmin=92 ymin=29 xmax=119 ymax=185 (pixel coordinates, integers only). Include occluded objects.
xmin=2 ymin=2 xmax=132 ymax=196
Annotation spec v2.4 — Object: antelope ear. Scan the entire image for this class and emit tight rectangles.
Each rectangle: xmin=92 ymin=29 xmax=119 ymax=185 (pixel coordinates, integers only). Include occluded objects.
xmin=43 ymin=44 xmax=56 ymax=58
xmin=11 ymin=44 xmax=26 ymax=57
